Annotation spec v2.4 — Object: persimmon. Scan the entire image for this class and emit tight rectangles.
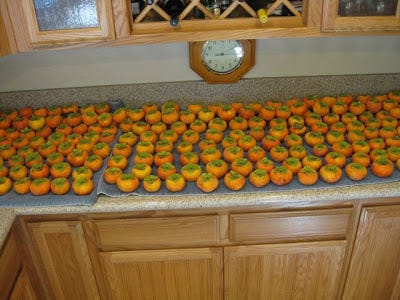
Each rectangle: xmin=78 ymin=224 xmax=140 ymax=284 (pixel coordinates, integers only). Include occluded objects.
xmin=231 ymin=157 xmax=253 ymax=177
xmin=13 ymin=177 xmax=31 ymax=195
xmin=385 ymin=136 xmax=400 ymax=147
xmin=182 ymin=129 xmax=200 ymax=144
xmin=0 ymin=176 xmax=11 ymax=195
xmin=247 ymin=146 xmax=266 ymax=163
xmin=381 ymin=117 xmax=398 ymax=128
xmin=331 ymin=101 xmax=348 ymax=115
xmin=301 ymin=155 xmax=322 ymax=171
xmin=180 ymin=151 xmax=199 ymax=166
xmin=103 ymin=167 xmax=123 ymax=184
xmin=51 ymin=177 xmax=70 ymax=195
xmin=188 ymin=103 xmax=203 ymax=115
xmin=312 ymin=143 xmax=329 ymax=157
xmin=94 ymin=102 xmax=111 ymax=114
xmin=157 ymin=162 xmax=177 ymax=180
xmin=249 ymin=126 xmax=265 ymax=142
xmin=179 ymin=110 xmax=196 ymax=124
xmin=319 ymin=164 xmax=342 ymax=183
xmin=161 ymin=100 xmax=179 ymax=112
xmin=387 ymin=146 xmax=400 ymax=162
xmin=197 ymin=109 xmax=215 ymax=123
xmin=97 ymin=112 xmax=113 ymax=128
xmin=29 ymin=177 xmax=51 ymax=196
xmin=297 ymin=166 xmax=319 ymax=185
xmin=371 ymin=157 xmax=394 ymax=178
xmin=29 ymin=163 xmax=50 ymax=179
xmin=258 ymin=105 xmax=275 ymax=121
xmin=364 ymin=117 xmax=381 ymax=129
xmin=92 ymin=142 xmax=111 ymax=159
xmin=223 ymin=146 xmax=244 ymax=163
xmin=171 ymin=121 xmax=188 ymax=136
xmin=364 ymin=126 xmax=379 ymax=140
xmin=368 ymin=137 xmax=385 ymax=150
xmin=388 ymin=90 xmax=400 ymax=101
xmin=205 ymin=129 xmax=224 ymax=144
xmin=159 ymin=129 xmax=178 ymax=144
xmin=352 ymin=151 xmax=371 ymax=167
xmin=155 ymin=139 xmax=173 ymax=153
xmin=65 ymin=133 xmax=82 ymax=145
xmin=131 ymin=121 xmax=151 ymax=136
xmin=200 ymin=147 xmax=222 ymax=164
xmin=154 ymin=151 xmax=174 ymax=167
xmin=276 ymin=104 xmax=291 ymax=119
xmin=260 ymin=135 xmax=279 ymax=152
xmin=349 ymin=101 xmax=366 ymax=115
xmin=208 ymin=117 xmax=227 ymax=132
xmin=366 ymin=97 xmax=382 ymax=113
xmin=269 ymin=146 xmax=289 ymax=163
xmin=290 ymin=100 xmax=308 ymax=116
xmin=198 ymin=139 xmax=217 ymax=152
xmin=196 ymin=172 xmax=219 ymax=193
xmin=136 ymin=141 xmax=155 ymax=154
xmin=12 ymin=137 xmax=29 ymax=150
xmin=312 ymin=101 xmax=329 ymax=116
xmin=238 ymin=104 xmax=256 ymax=120
xmin=151 ymin=122 xmax=167 ymax=135
xmin=12 ymin=116 xmax=29 ymax=131
xmin=223 ymin=170 xmax=245 ymax=191
xmin=256 ymin=157 xmax=274 ymax=173
xmin=331 ymin=141 xmax=353 ymax=158
xmin=81 ymin=111 xmax=97 ymax=126
xmin=269 ymin=125 xmax=289 ymax=141
xmin=84 ymin=154 xmax=103 ymax=172
xmin=134 ymin=152 xmax=154 ymax=166
xmin=288 ymin=144 xmax=306 ymax=160
xmin=7 ymin=154 xmax=23 ymax=168
xmin=72 ymin=166 xmax=93 ymax=180
xmin=229 ymin=116 xmax=248 ymax=131
xmin=288 ymin=115 xmax=305 ymax=128
xmin=176 ymin=141 xmax=193 ymax=154
xmin=270 ymin=166 xmax=293 ymax=186
xmin=161 ymin=108 xmax=179 ymax=125
xmin=370 ymin=148 xmax=388 ymax=161
xmin=112 ymin=143 xmax=132 ymax=158
xmin=107 ymin=155 xmax=128 ymax=170
xmin=270 ymin=117 xmax=287 ymax=128
xmin=143 ymin=175 xmax=162 ymax=193
xmin=344 ymin=162 xmax=368 ymax=181
xmin=5 ymin=128 xmax=19 ymax=140
xmin=0 ymin=165 xmax=8 ymax=177
xmin=72 ymin=177 xmax=95 ymax=195
xmin=229 ymin=129 xmax=245 ymax=141
xmin=284 ymin=133 xmax=302 ymax=148
xmin=217 ymin=104 xmax=236 ymax=121
xmin=9 ymin=165 xmax=28 ymax=181
xmin=142 ymin=103 xmax=158 ymax=114
xmin=132 ymin=163 xmax=152 ymax=180
xmin=29 ymin=136 xmax=45 ymax=150
xmin=145 ymin=109 xmax=162 ymax=125
xmin=248 ymin=116 xmax=266 ymax=129
xmin=118 ymin=118 xmax=132 ymax=133
xmin=112 ymin=107 xmax=127 ymax=124
xmin=47 ymin=106 xmax=62 ymax=116
xmin=282 ymin=157 xmax=302 ymax=175
xmin=127 ymin=108 xmax=145 ymax=123
xmin=181 ymin=163 xmax=202 ymax=182
xmin=324 ymin=151 xmax=346 ymax=168
xmin=165 ymin=173 xmax=186 ymax=192
xmin=0 ymin=116 xmax=11 ymax=130
xmin=221 ymin=137 xmax=237 ymax=149
xmin=189 ymin=119 xmax=207 ymax=133
xmin=305 ymin=112 xmax=322 ymax=127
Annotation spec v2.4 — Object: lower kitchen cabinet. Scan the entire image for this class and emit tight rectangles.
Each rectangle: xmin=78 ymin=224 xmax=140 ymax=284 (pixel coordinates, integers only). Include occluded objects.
xmin=99 ymin=247 xmax=223 ymax=300
xmin=224 ymin=241 xmax=347 ymax=300
xmin=343 ymin=204 xmax=400 ymax=300
xmin=27 ymin=221 xmax=100 ymax=299
xmin=9 ymin=266 xmax=38 ymax=300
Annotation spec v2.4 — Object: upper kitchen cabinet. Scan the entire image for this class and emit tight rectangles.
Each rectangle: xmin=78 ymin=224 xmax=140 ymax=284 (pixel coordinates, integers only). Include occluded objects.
xmin=6 ymin=0 xmax=115 ymax=50
xmin=322 ymin=0 xmax=400 ymax=32
xmin=112 ymin=0 xmax=323 ymax=44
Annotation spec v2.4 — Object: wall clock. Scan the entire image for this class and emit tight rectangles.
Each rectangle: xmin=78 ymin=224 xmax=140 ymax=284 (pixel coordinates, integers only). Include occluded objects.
xmin=189 ymin=39 xmax=256 ymax=84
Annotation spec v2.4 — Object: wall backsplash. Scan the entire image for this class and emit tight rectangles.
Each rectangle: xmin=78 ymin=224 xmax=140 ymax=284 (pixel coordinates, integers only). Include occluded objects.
xmin=0 ymin=74 xmax=399 ymax=109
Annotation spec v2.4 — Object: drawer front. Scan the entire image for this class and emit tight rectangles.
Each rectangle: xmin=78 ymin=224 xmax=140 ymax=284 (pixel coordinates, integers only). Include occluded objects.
xmin=93 ymin=215 xmax=220 ymax=250
xmin=230 ymin=208 xmax=352 ymax=243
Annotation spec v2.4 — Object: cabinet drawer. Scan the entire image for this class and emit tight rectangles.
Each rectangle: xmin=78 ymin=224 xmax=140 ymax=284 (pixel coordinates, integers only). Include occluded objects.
xmin=92 ymin=215 xmax=220 ymax=250
xmin=230 ymin=208 xmax=352 ymax=243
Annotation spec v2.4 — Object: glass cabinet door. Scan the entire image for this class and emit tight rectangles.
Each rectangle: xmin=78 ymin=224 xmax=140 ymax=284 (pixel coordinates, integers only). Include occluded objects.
xmin=21 ymin=0 xmax=115 ymax=45
xmin=323 ymin=0 xmax=400 ymax=31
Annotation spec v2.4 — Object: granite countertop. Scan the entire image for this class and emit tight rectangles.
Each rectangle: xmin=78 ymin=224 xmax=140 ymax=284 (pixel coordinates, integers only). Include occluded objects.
xmin=1 ymin=180 xmax=400 ymax=249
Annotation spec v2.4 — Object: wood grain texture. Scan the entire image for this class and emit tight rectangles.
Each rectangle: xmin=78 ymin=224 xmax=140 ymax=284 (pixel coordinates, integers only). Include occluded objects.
xmin=230 ymin=208 xmax=352 ymax=243
xmin=28 ymin=221 xmax=100 ymax=300
xmin=100 ymin=247 xmax=223 ymax=300
xmin=9 ymin=267 xmax=39 ymax=300
xmin=0 ymin=1 xmax=17 ymax=56
xmin=225 ymin=240 xmax=347 ymax=300
xmin=112 ymin=0 xmax=131 ymax=38
xmin=343 ymin=205 xmax=400 ymax=300
xmin=19 ymin=0 xmax=115 ymax=45
xmin=5 ymin=0 xmax=32 ymax=52
xmin=92 ymin=215 xmax=220 ymax=250
xmin=0 ymin=226 xmax=22 ymax=300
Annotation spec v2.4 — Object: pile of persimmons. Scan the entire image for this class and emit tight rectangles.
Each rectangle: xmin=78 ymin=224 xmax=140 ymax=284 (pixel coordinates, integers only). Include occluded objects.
xmin=103 ymin=90 xmax=400 ymax=194
xmin=0 ymin=90 xmax=400 ymax=196
xmin=0 ymin=102 xmax=113 ymax=196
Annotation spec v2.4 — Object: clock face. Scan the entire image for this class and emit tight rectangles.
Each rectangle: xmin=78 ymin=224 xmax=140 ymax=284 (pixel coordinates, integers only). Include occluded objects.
xmin=201 ymin=40 xmax=244 ymax=74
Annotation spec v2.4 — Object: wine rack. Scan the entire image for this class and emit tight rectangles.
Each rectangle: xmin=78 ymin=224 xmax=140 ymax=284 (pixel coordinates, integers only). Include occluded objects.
xmin=130 ymin=0 xmax=311 ymax=38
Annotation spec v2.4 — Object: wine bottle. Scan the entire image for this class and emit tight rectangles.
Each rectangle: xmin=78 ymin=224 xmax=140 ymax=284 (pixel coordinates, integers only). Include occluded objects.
xmin=245 ymin=0 xmax=270 ymax=23
xmin=212 ymin=0 xmax=221 ymax=16
xmin=131 ymin=0 xmax=143 ymax=18
xmin=163 ymin=0 xmax=187 ymax=26
xmin=220 ymin=0 xmax=230 ymax=13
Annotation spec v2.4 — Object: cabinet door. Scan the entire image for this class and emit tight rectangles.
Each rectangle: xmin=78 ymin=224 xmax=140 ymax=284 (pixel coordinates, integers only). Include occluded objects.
xmin=9 ymin=267 xmax=39 ymax=300
xmin=322 ymin=0 xmax=400 ymax=31
xmin=225 ymin=241 xmax=347 ymax=300
xmin=19 ymin=0 xmax=115 ymax=45
xmin=28 ymin=221 xmax=100 ymax=299
xmin=343 ymin=205 xmax=400 ymax=300
xmin=99 ymin=247 xmax=223 ymax=300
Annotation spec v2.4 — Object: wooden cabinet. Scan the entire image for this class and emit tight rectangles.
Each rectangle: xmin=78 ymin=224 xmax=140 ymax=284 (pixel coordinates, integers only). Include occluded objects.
xmin=6 ymin=0 xmax=115 ymax=49
xmin=322 ymin=0 xmax=400 ymax=32
xmin=0 ymin=224 xmax=42 ymax=299
xmin=225 ymin=241 xmax=347 ymax=300
xmin=99 ymin=247 xmax=223 ymax=299
xmin=0 ymin=1 xmax=17 ymax=57
xmin=27 ymin=220 xmax=100 ymax=299
xmin=343 ymin=204 xmax=400 ymax=299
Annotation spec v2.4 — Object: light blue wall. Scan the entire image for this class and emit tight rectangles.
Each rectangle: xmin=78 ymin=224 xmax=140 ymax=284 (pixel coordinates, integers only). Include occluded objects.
xmin=0 ymin=35 xmax=399 ymax=92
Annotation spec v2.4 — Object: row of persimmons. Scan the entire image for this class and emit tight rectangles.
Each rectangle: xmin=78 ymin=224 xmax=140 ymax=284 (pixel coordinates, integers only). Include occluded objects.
xmin=0 ymin=90 xmax=400 ymax=195
xmin=100 ymin=91 xmax=400 ymax=193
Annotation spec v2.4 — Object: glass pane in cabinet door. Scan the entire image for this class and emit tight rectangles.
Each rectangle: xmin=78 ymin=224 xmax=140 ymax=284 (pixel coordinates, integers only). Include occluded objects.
xmin=338 ymin=0 xmax=398 ymax=17
xmin=33 ymin=0 xmax=99 ymax=31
